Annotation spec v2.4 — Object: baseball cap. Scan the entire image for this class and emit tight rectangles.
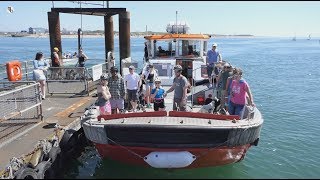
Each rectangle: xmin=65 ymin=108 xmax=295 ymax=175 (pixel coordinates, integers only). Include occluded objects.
xmin=129 ymin=65 xmax=135 ymax=69
xmin=53 ymin=47 xmax=59 ymax=51
xmin=212 ymin=43 xmax=217 ymax=47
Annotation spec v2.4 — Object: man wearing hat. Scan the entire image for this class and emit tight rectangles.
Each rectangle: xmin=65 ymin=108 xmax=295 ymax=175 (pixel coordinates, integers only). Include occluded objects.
xmin=51 ymin=47 xmax=61 ymax=79
xmin=164 ymin=65 xmax=189 ymax=111
xmin=206 ymin=43 xmax=222 ymax=87
xmin=124 ymin=65 xmax=141 ymax=112
xmin=216 ymin=62 xmax=233 ymax=110
xmin=107 ymin=66 xmax=126 ymax=114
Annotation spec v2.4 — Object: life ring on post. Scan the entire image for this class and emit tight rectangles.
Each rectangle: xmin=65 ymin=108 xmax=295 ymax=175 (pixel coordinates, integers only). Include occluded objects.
xmin=6 ymin=60 xmax=22 ymax=81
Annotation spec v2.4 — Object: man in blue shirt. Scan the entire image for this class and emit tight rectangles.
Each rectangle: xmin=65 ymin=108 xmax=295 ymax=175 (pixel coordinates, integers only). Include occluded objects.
xmin=206 ymin=43 xmax=222 ymax=87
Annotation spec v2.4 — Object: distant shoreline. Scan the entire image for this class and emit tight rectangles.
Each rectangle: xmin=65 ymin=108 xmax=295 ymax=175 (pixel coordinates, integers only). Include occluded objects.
xmin=0 ymin=34 xmax=255 ymax=39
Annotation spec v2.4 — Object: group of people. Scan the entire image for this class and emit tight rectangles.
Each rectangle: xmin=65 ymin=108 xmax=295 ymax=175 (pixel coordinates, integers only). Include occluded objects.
xmin=95 ymin=63 xmax=190 ymax=115
xmin=62 ymin=52 xmax=78 ymax=59
xmin=205 ymin=43 xmax=255 ymax=116
xmin=32 ymin=47 xmax=89 ymax=99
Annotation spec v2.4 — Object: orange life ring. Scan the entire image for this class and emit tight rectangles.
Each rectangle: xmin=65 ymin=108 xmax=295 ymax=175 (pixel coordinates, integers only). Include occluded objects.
xmin=6 ymin=60 xmax=22 ymax=81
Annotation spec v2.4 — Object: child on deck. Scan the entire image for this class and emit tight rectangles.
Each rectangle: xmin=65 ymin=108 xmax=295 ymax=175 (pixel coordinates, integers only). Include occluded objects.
xmin=150 ymin=78 xmax=166 ymax=111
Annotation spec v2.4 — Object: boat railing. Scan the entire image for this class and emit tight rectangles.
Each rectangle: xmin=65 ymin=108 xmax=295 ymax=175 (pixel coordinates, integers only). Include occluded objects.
xmin=190 ymin=66 xmax=208 ymax=109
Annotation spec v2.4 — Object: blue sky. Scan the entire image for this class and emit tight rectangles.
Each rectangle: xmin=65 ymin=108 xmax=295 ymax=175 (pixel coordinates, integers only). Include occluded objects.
xmin=1 ymin=1 xmax=320 ymax=37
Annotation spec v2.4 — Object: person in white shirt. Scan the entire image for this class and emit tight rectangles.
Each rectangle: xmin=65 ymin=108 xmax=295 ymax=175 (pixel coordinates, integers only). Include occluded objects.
xmin=124 ymin=65 xmax=141 ymax=112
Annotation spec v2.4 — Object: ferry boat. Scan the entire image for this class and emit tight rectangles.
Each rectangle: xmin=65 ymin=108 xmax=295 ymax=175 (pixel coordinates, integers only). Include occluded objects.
xmin=82 ymin=21 xmax=263 ymax=169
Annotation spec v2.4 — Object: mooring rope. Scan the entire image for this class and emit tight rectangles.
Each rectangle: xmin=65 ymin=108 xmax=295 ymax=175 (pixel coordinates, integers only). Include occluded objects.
xmin=105 ymin=134 xmax=145 ymax=159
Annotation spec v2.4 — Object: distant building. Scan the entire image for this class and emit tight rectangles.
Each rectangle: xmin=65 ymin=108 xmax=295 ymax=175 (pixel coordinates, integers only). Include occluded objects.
xmin=29 ymin=27 xmax=48 ymax=34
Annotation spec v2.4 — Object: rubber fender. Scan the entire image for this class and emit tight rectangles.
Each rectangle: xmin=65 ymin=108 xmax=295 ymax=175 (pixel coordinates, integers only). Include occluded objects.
xmin=35 ymin=161 xmax=54 ymax=179
xmin=14 ymin=167 xmax=39 ymax=179
xmin=59 ymin=129 xmax=77 ymax=151
xmin=47 ymin=146 xmax=61 ymax=163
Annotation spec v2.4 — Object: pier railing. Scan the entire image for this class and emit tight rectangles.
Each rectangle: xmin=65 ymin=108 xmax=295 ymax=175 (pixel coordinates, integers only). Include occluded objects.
xmin=46 ymin=62 xmax=107 ymax=96
xmin=0 ymin=81 xmax=43 ymax=144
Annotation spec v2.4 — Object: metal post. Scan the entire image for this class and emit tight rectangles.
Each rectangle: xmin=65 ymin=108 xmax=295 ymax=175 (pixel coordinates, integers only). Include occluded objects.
xmin=104 ymin=15 xmax=114 ymax=68
xmin=78 ymin=28 xmax=82 ymax=54
xmin=48 ymin=11 xmax=62 ymax=60
xmin=119 ymin=11 xmax=130 ymax=76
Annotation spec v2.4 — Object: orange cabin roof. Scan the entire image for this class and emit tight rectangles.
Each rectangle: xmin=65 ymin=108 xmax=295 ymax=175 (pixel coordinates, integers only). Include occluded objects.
xmin=144 ymin=34 xmax=211 ymax=40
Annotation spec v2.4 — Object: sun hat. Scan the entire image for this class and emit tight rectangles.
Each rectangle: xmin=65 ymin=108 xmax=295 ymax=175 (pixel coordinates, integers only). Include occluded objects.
xmin=100 ymin=73 xmax=109 ymax=80
xmin=110 ymin=66 xmax=118 ymax=72
xmin=173 ymin=65 xmax=183 ymax=71
xmin=154 ymin=78 xmax=161 ymax=83
xmin=224 ymin=63 xmax=231 ymax=67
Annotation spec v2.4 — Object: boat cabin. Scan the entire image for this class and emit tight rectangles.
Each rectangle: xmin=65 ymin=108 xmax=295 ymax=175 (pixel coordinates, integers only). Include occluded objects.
xmin=143 ymin=34 xmax=211 ymax=86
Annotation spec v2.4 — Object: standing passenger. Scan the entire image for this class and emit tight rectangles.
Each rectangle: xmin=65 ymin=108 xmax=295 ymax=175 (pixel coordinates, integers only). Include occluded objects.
xmin=206 ymin=43 xmax=222 ymax=87
xmin=124 ymin=65 xmax=141 ymax=112
xmin=96 ymin=73 xmax=112 ymax=115
xmin=164 ymin=65 xmax=189 ymax=111
xmin=51 ymin=47 xmax=61 ymax=79
xmin=33 ymin=52 xmax=49 ymax=100
xmin=150 ymin=78 xmax=166 ymax=111
xmin=108 ymin=67 xmax=126 ymax=114
xmin=229 ymin=68 xmax=255 ymax=116
xmin=216 ymin=63 xmax=233 ymax=110
xmin=142 ymin=64 xmax=158 ymax=108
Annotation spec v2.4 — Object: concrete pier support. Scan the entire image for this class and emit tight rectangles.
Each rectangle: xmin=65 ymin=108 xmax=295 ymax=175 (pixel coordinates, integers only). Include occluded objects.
xmin=119 ymin=11 xmax=130 ymax=75
xmin=104 ymin=15 xmax=114 ymax=61
xmin=48 ymin=11 xmax=62 ymax=59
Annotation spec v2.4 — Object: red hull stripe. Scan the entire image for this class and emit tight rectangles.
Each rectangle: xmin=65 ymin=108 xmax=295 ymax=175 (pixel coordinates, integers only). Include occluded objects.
xmin=168 ymin=111 xmax=240 ymax=120
xmin=98 ymin=110 xmax=240 ymax=121
xmin=98 ymin=111 xmax=167 ymax=121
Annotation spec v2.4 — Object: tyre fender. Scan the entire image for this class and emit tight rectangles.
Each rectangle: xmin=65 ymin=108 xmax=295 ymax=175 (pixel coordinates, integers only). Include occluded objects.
xmin=35 ymin=161 xmax=54 ymax=179
xmin=59 ymin=129 xmax=77 ymax=152
xmin=48 ymin=146 xmax=61 ymax=163
xmin=14 ymin=167 xmax=39 ymax=179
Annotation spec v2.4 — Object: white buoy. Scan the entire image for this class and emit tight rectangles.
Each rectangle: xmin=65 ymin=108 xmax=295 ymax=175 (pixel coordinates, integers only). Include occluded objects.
xmin=7 ymin=6 xmax=14 ymax=13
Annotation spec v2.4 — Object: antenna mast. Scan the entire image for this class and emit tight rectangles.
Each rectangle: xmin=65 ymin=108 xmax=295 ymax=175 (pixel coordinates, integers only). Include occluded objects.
xmin=176 ymin=11 xmax=178 ymax=34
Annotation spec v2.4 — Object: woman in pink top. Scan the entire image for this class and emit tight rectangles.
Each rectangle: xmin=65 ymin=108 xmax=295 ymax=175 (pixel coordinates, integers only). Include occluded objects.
xmin=228 ymin=68 xmax=255 ymax=116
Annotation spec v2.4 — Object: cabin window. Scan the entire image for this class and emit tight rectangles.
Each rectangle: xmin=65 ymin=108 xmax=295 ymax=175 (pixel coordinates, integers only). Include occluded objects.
xmin=201 ymin=65 xmax=208 ymax=78
xmin=188 ymin=40 xmax=201 ymax=56
xmin=203 ymin=41 xmax=208 ymax=54
xmin=153 ymin=63 xmax=173 ymax=77
xmin=153 ymin=40 xmax=176 ymax=57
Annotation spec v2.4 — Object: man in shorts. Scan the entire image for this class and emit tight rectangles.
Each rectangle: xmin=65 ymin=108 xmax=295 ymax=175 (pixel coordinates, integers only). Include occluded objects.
xmin=124 ymin=65 xmax=141 ymax=112
xmin=107 ymin=67 xmax=125 ymax=114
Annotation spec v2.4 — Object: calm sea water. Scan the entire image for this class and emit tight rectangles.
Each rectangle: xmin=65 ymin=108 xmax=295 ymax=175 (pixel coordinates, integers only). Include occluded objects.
xmin=1 ymin=36 xmax=320 ymax=178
